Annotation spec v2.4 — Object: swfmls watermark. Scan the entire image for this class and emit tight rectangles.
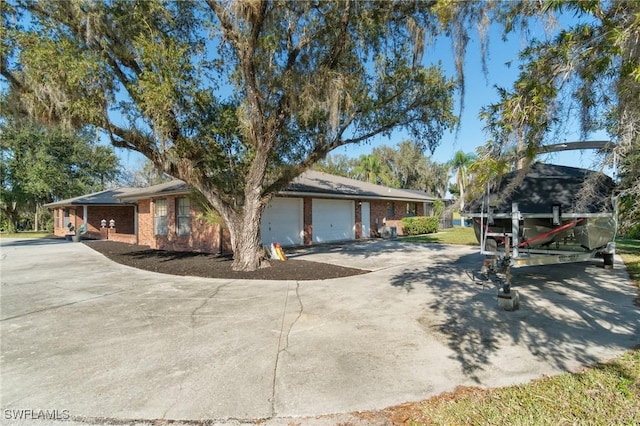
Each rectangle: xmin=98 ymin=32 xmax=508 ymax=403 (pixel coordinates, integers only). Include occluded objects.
xmin=3 ymin=409 xmax=70 ymax=421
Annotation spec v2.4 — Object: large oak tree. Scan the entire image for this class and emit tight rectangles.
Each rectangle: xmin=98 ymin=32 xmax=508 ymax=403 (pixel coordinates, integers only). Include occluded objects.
xmin=2 ymin=0 xmax=458 ymax=270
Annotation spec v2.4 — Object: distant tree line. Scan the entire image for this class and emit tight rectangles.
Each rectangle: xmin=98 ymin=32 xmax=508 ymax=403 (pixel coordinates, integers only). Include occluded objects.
xmin=313 ymin=140 xmax=458 ymax=199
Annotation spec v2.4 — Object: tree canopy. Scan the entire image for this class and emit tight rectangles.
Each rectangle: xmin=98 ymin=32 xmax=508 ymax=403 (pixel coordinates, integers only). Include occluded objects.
xmin=2 ymin=0 xmax=460 ymax=270
xmin=448 ymin=150 xmax=475 ymax=212
xmin=0 ymin=120 xmax=121 ymax=231
xmin=478 ymin=1 xmax=639 ymax=225
xmin=314 ymin=141 xmax=450 ymax=198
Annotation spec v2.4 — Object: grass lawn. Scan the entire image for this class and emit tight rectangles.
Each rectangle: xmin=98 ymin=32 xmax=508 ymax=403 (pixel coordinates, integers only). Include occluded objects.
xmin=399 ymin=226 xmax=478 ymax=245
xmin=395 ymin=349 xmax=640 ymax=424
xmin=617 ymin=237 xmax=640 ymax=284
xmin=0 ymin=231 xmax=51 ymax=239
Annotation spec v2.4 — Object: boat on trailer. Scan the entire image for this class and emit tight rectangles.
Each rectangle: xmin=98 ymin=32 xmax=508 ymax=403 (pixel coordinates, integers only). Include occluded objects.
xmin=464 ymin=143 xmax=618 ymax=310
xmin=467 ymin=162 xmax=617 ymax=262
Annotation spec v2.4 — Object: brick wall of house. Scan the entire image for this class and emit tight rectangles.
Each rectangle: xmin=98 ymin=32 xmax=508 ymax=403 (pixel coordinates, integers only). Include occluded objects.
xmin=140 ymin=195 xmax=228 ymax=254
xmin=52 ymin=208 xmax=65 ymax=236
xmin=354 ymin=200 xmax=362 ymax=239
xmin=303 ymin=197 xmax=312 ymax=245
xmin=369 ymin=200 xmax=425 ymax=236
xmin=137 ymin=199 xmax=155 ymax=248
xmin=87 ymin=206 xmax=135 ymax=234
xmin=51 ymin=205 xmax=135 ymax=237
xmin=52 ymin=207 xmax=83 ymax=236
xmin=107 ymin=232 xmax=137 ymax=244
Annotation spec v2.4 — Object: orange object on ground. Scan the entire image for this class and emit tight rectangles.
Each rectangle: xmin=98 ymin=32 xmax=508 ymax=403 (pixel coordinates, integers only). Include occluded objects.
xmin=274 ymin=242 xmax=287 ymax=261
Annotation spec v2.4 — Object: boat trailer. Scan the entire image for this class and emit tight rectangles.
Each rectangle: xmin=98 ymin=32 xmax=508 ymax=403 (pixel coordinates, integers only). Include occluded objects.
xmin=471 ymin=202 xmax=617 ymax=311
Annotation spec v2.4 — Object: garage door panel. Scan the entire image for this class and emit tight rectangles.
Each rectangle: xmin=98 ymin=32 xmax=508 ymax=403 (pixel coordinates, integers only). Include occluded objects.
xmin=312 ymin=199 xmax=355 ymax=243
xmin=261 ymin=198 xmax=303 ymax=246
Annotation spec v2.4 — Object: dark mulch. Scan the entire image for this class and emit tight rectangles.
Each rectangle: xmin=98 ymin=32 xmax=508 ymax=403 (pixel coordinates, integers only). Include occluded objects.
xmin=84 ymin=240 xmax=368 ymax=280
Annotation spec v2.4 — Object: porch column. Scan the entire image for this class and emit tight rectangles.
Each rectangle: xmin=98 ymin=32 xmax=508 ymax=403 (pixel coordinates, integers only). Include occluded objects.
xmin=83 ymin=205 xmax=88 ymax=228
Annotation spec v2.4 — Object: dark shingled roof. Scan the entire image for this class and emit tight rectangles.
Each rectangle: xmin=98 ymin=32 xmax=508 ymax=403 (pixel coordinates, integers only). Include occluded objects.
xmin=117 ymin=171 xmax=437 ymax=202
xmin=44 ymin=188 xmax=137 ymax=208
xmin=281 ymin=170 xmax=436 ymax=201
xmin=466 ymin=163 xmax=616 ymax=214
xmin=49 ymin=172 xmax=439 ymax=206
xmin=115 ymin=180 xmax=191 ymax=200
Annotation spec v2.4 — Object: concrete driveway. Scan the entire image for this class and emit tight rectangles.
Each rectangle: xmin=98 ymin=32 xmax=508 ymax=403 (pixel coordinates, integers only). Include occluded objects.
xmin=1 ymin=238 xmax=638 ymax=425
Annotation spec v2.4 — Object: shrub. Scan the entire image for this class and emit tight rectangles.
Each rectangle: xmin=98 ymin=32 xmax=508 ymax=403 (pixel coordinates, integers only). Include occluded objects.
xmin=402 ymin=216 xmax=439 ymax=235
xmin=624 ymin=222 xmax=640 ymax=239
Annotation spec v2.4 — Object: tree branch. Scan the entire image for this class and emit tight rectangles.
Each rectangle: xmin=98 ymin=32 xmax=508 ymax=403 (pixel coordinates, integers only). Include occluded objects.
xmin=205 ymin=0 xmax=241 ymax=49
xmin=0 ymin=65 xmax=22 ymax=90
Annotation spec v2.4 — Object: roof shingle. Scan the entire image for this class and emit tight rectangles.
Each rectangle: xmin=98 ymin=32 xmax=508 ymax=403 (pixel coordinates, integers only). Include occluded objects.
xmin=46 ymin=171 xmax=438 ymax=207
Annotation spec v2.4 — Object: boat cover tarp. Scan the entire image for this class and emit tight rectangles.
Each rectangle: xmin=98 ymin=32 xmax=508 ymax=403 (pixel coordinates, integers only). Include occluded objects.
xmin=466 ymin=163 xmax=616 ymax=215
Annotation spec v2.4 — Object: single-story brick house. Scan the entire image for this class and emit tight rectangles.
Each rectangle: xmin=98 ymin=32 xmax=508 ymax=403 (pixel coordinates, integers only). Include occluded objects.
xmin=47 ymin=171 xmax=439 ymax=253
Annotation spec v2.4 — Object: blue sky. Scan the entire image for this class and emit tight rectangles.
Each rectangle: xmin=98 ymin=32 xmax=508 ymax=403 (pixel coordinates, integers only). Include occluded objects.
xmin=342 ymin=23 xmax=612 ymax=172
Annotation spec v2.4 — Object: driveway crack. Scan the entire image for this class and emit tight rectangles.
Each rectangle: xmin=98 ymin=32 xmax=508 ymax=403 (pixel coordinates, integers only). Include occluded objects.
xmin=269 ymin=281 xmax=303 ymax=418
xmin=190 ymin=282 xmax=229 ymax=321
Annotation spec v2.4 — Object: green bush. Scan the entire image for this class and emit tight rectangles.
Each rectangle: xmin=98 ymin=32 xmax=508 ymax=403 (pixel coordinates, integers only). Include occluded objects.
xmin=624 ymin=222 xmax=640 ymax=239
xmin=402 ymin=216 xmax=439 ymax=235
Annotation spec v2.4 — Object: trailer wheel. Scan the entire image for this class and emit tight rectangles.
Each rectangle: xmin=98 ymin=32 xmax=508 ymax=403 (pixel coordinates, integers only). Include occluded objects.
xmin=603 ymin=253 xmax=614 ymax=269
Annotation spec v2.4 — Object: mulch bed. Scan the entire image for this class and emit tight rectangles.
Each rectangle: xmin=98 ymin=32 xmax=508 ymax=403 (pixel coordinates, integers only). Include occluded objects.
xmin=84 ymin=240 xmax=368 ymax=281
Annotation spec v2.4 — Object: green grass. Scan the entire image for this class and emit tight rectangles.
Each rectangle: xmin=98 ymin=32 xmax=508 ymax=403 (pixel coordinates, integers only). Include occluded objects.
xmin=408 ymin=349 xmax=640 ymax=425
xmin=617 ymin=237 xmax=640 ymax=253
xmin=617 ymin=237 xmax=640 ymax=287
xmin=0 ymin=231 xmax=51 ymax=239
xmin=400 ymin=226 xmax=478 ymax=246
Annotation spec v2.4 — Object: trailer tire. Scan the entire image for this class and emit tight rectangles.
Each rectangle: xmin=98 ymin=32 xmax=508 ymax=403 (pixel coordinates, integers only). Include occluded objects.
xmin=603 ymin=253 xmax=614 ymax=269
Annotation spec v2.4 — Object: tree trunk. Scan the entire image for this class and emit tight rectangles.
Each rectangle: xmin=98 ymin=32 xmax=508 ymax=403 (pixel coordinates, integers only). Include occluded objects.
xmin=223 ymin=195 xmax=269 ymax=272
xmin=516 ymin=131 xmax=526 ymax=170
xmin=34 ymin=203 xmax=39 ymax=231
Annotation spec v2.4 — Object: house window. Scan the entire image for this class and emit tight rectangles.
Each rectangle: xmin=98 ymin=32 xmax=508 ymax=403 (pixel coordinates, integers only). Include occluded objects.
xmin=386 ymin=202 xmax=395 ymax=218
xmin=176 ymin=197 xmax=191 ymax=237
xmin=63 ymin=209 xmax=70 ymax=229
xmin=154 ymin=199 xmax=168 ymax=236
xmin=407 ymin=202 xmax=417 ymax=216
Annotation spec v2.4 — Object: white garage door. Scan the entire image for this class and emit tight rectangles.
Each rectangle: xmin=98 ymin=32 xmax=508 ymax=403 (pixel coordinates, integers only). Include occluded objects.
xmin=261 ymin=198 xmax=303 ymax=246
xmin=312 ymin=199 xmax=355 ymax=243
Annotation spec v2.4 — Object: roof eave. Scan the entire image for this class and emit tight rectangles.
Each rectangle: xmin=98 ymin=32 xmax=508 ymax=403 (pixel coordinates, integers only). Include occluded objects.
xmin=44 ymin=201 xmax=135 ymax=208
xmin=117 ymin=189 xmax=192 ymax=202
xmin=277 ymin=190 xmax=436 ymax=203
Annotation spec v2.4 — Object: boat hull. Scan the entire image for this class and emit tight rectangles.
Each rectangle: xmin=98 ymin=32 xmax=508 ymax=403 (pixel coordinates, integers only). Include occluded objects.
xmin=473 ymin=216 xmax=615 ymax=251
xmin=574 ymin=217 xmax=616 ymax=250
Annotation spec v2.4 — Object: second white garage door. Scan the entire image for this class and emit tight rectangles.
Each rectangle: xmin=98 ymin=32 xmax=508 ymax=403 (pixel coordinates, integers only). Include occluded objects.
xmin=312 ymin=199 xmax=355 ymax=243
xmin=261 ymin=198 xmax=303 ymax=246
